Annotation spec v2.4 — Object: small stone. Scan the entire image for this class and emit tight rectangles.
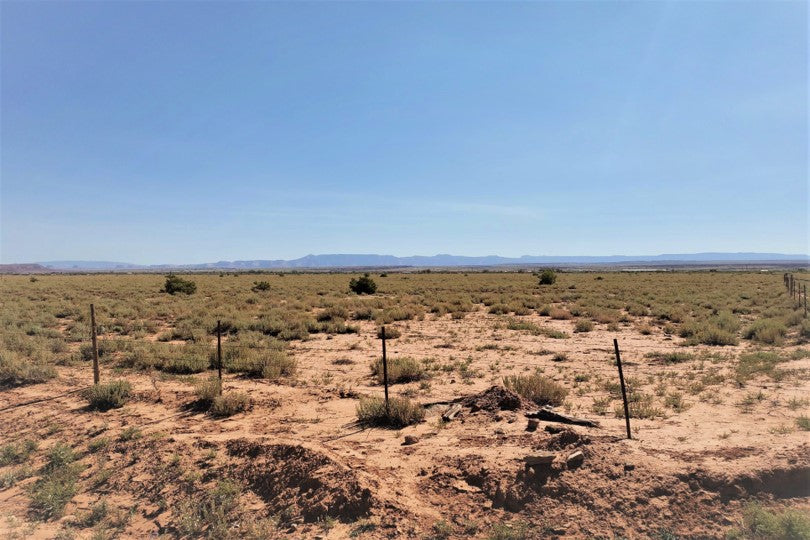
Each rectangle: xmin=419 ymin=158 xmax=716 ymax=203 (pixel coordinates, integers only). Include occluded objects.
xmin=526 ymin=419 xmax=540 ymax=432
xmin=403 ymin=435 xmax=419 ymax=445
xmin=544 ymin=424 xmax=564 ymax=434
xmin=624 ymin=463 xmax=635 ymax=472
xmin=494 ymin=428 xmax=506 ymax=435
xmin=494 ymin=414 xmax=504 ymax=422
xmin=524 ymin=452 xmax=555 ymax=466
xmin=566 ymin=450 xmax=585 ymax=468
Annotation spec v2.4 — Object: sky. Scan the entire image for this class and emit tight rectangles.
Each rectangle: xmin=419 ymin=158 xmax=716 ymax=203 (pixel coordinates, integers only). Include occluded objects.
xmin=1 ymin=1 xmax=807 ymax=264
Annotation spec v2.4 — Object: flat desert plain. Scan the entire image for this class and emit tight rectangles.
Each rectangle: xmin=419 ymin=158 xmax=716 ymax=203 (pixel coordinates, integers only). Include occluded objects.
xmin=0 ymin=271 xmax=808 ymax=539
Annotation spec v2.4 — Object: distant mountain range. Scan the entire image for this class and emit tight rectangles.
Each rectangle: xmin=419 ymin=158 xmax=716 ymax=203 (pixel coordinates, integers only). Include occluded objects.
xmin=3 ymin=252 xmax=803 ymax=272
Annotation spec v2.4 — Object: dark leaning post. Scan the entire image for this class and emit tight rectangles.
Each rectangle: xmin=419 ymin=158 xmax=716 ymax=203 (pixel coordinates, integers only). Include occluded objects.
xmin=217 ymin=320 xmax=223 ymax=395
xmin=90 ymin=304 xmax=100 ymax=385
xmin=381 ymin=326 xmax=389 ymax=416
xmin=613 ymin=338 xmax=632 ymax=440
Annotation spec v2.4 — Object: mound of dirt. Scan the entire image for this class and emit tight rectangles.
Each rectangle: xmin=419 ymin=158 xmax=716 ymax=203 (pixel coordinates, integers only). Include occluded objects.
xmin=536 ymin=427 xmax=591 ymax=451
xmin=225 ymin=439 xmax=376 ymax=522
xmin=461 ymin=385 xmax=526 ymax=413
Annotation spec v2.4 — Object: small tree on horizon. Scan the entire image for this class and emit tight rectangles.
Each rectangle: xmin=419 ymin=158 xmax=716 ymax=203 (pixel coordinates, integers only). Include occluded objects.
xmin=163 ymin=274 xmax=197 ymax=295
xmin=349 ymin=273 xmax=377 ymax=295
xmin=538 ymin=269 xmax=557 ymax=285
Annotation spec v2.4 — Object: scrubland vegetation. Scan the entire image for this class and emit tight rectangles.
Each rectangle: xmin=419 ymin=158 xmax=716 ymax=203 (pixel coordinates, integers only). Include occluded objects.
xmin=0 ymin=269 xmax=808 ymax=538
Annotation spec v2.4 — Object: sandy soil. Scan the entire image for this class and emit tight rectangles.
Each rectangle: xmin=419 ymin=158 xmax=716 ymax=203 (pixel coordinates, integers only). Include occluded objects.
xmin=1 ymin=310 xmax=808 ymax=538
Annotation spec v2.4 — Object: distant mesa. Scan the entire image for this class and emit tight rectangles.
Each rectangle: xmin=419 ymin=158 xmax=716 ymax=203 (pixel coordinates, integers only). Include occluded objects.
xmin=0 ymin=252 xmax=807 ymax=273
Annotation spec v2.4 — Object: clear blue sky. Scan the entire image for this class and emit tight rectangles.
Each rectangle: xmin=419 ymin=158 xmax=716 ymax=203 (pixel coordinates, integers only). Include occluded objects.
xmin=1 ymin=1 xmax=807 ymax=264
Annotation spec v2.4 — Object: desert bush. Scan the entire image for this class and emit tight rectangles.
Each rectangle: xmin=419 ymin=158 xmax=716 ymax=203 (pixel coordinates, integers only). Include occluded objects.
xmin=349 ymin=273 xmax=377 ymax=295
xmin=377 ymin=326 xmax=402 ymax=339
xmin=503 ymin=374 xmax=567 ymax=406
xmin=356 ymin=396 xmax=424 ymax=427
xmin=223 ymin=348 xmax=296 ymax=380
xmin=177 ymin=479 xmax=241 ymax=537
xmin=549 ymin=308 xmax=572 ymax=320
xmin=251 ymin=281 xmax=271 ymax=292
xmin=210 ymin=392 xmax=251 ymax=417
xmin=726 ymin=502 xmax=810 ymax=540
xmin=574 ymin=319 xmax=593 ymax=333
xmin=744 ymin=319 xmax=788 ymax=344
xmin=0 ymin=350 xmax=56 ymax=387
xmin=370 ymin=357 xmax=426 ymax=384
xmin=163 ymin=274 xmax=197 ymax=295
xmin=194 ymin=377 xmax=222 ymax=407
xmin=538 ymin=270 xmax=557 ymax=285
xmin=83 ymin=380 xmax=132 ymax=411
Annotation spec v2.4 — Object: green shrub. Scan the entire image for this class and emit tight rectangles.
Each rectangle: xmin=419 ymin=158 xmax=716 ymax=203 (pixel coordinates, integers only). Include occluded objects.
xmin=349 ymin=274 xmax=377 ymax=295
xmin=796 ymin=415 xmax=810 ymax=431
xmin=370 ymin=357 xmax=426 ymax=384
xmin=726 ymin=502 xmax=810 ymax=540
xmin=163 ymin=274 xmax=197 ymax=295
xmin=251 ymin=281 xmax=271 ymax=292
xmin=210 ymin=392 xmax=251 ymax=417
xmin=83 ymin=380 xmax=132 ymax=411
xmin=30 ymin=443 xmax=80 ymax=520
xmin=503 ymin=374 xmax=567 ymax=406
xmin=744 ymin=319 xmax=788 ymax=344
xmin=538 ymin=270 xmax=557 ymax=285
xmin=0 ymin=439 xmax=38 ymax=466
xmin=356 ymin=396 xmax=424 ymax=427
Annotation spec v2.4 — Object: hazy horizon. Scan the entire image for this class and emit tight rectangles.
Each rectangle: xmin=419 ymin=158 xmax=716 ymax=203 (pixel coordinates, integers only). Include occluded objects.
xmin=1 ymin=2 xmax=807 ymax=265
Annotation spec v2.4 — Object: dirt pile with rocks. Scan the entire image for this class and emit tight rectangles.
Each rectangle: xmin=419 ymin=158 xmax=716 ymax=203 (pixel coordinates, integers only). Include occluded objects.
xmin=460 ymin=385 xmax=527 ymax=413
xmin=225 ymin=439 xmax=376 ymax=522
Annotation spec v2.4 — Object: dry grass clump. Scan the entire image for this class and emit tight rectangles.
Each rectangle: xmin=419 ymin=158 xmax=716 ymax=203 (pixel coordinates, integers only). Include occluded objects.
xmin=574 ymin=319 xmax=593 ymax=333
xmin=83 ymin=380 xmax=132 ymax=411
xmin=377 ymin=326 xmax=402 ymax=339
xmin=194 ymin=377 xmax=222 ymax=407
xmin=210 ymin=392 xmax=252 ymax=417
xmin=192 ymin=378 xmax=251 ymax=417
xmin=370 ymin=357 xmax=427 ymax=384
xmin=503 ymin=373 xmax=567 ymax=406
xmin=356 ymin=396 xmax=424 ymax=427
xmin=505 ymin=319 xmax=569 ymax=339
xmin=548 ymin=308 xmax=573 ymax=320
xmin=614 ymin=393 xmax=665 ymax=419
xmin=644 ymin=351 xmax=693 ymax=364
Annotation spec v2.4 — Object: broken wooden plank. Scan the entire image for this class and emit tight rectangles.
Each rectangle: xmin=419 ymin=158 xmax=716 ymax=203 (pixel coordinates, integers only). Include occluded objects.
xmin=525 ymin=406 xmax=600 ymax=428
xmin=442 ymin=403 xmax=463 ymax=421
